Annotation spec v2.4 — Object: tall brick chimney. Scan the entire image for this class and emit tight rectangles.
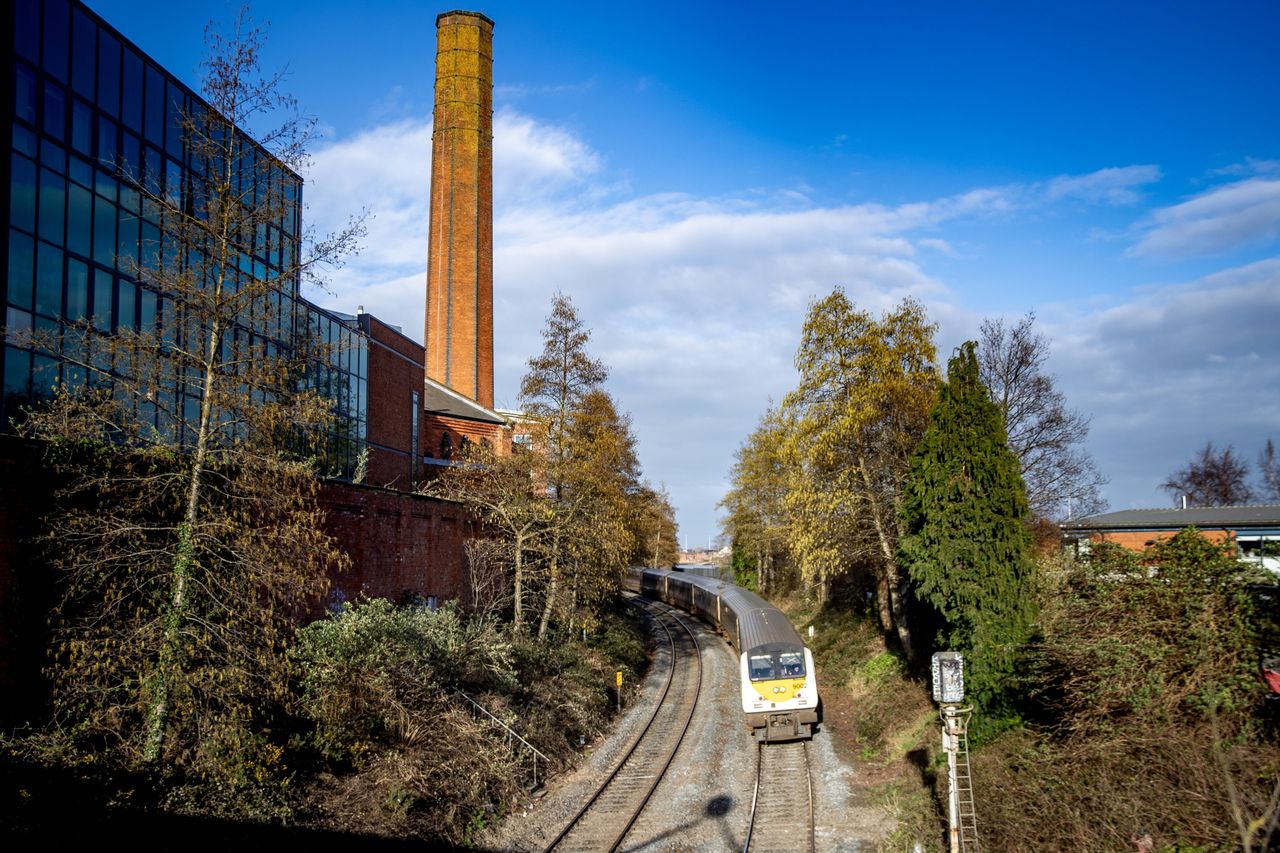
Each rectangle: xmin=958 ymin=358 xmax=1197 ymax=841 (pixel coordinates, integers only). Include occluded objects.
xmin=425 ymin=11 xmax=494 ymax=407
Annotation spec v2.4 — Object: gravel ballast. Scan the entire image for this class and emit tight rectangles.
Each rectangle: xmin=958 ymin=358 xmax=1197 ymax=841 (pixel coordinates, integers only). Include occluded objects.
xmin=478 ymin=603 xmax=892 ymax=852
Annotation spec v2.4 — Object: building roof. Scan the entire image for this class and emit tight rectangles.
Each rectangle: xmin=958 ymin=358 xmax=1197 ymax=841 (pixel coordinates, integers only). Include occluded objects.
xmin=422 ymin=377 xmax=506 ymax=425
xmin=1062 ymin=505 xmax=1280 ymax=532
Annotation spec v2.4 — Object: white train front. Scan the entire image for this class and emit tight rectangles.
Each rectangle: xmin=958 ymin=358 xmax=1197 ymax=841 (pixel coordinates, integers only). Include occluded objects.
xmin=635 ymin=568 xmax=821 ymax=742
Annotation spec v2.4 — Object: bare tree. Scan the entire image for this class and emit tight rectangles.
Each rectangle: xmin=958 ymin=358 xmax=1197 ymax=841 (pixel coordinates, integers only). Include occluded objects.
xmin=1163 ymin=442 xmax=1254 ymax=507
xmin=979 ymin=314 xmax=1107 ymax=520
xmin=1259 ymin=439 xmax=1280 ymax=503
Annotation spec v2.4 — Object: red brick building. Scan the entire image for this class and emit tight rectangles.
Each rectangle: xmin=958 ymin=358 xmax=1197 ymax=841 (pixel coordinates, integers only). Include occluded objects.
xmin=1061 ymin=505 xmax=1280 ymax=575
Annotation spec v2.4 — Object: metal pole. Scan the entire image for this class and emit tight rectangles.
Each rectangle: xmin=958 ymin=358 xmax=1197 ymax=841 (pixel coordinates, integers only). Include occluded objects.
xmin=943 ymin=705 xmax=960 ymax=853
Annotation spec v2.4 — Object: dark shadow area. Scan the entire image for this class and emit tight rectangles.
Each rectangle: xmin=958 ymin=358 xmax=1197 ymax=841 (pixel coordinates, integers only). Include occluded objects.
xmin=618 ymin=792 xmax=739 ymax=853
xmin=2 ymin=756 xmax=462 ymax=851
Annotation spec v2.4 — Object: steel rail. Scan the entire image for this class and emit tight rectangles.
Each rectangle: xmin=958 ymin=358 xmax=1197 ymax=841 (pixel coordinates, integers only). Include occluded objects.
xmin=545 ymin=596 xmax=703 ymax=852
xmin=743 ymin=739 xmax=815 ymax=853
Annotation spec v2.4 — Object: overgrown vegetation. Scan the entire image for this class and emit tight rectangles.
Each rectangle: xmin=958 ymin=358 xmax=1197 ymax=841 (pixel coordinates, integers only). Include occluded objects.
xmin=4 ymin=596 xmax=651 ymax=845
xmin=974 ymin=531 xmax=1279 ymax=851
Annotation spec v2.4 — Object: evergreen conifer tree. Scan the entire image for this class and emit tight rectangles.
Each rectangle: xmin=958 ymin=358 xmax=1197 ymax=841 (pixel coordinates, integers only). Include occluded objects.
xmin=900 ymin=342 xmax=1037 ymax=723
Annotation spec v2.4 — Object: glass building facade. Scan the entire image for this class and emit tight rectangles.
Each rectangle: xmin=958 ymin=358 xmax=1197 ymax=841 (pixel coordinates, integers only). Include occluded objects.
xmin=3 ymin=0 xmax=367 ymax=477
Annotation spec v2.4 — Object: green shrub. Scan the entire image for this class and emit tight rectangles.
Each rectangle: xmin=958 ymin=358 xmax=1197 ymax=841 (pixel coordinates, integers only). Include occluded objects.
xmin=290 ymin=598 xmax=515 ymax=762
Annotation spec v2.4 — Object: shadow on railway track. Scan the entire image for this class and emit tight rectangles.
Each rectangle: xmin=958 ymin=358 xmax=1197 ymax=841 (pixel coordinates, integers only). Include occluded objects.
xmin=616 ymin=792 xmax=741 ymax=853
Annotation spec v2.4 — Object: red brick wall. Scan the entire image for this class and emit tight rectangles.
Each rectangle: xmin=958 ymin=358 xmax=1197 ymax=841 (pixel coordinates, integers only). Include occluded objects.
xmin=1089 ymin=528 xmax=1235 ymax=551
xmin=423 ymin=413 xmax=507 ymax=462
xmin=359 ymin=314 xmax=426 ymax=491
xmin=317 ymin=480 xmax=475 ymax=610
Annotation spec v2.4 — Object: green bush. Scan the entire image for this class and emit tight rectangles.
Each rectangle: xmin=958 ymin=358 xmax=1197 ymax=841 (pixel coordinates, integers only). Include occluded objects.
xmin=975 ymin=529 xmax=1280 ymax=851
xmin=290 ymin=598 xmax=515 ymax=763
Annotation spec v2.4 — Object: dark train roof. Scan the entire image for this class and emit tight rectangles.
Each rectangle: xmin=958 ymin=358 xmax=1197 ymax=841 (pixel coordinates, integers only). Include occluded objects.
xmin=643 ymin=568 xmax=806 ymax=651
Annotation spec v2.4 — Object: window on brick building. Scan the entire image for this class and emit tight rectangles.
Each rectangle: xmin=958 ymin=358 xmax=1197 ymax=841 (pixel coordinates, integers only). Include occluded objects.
xmin=439 ymin=432 xmax=452 ymax=460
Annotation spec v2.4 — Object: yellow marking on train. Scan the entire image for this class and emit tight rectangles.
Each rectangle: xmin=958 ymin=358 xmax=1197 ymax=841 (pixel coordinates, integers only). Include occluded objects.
xmin=750 ymin=679 xmax=807 ymax=701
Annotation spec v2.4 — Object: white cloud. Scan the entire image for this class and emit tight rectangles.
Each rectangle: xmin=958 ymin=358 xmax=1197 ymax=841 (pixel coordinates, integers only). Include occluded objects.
xmin=1038 ymin=258 xmax=1280 ymax=509
xmin=1207 ymin=157 xmax=1280 ymax=178
xmin=298 ymin=108 xmax=1277 ymax=537
xmin=1129 ymin=178 xmax=1280 ymax=257
xmin=1044 ymin=165 xmax=1162 ymax=205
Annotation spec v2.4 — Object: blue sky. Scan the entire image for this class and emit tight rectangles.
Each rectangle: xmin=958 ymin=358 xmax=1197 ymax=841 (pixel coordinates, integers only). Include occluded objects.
xmin=89 ymin=0 xmax=1280 ymax=547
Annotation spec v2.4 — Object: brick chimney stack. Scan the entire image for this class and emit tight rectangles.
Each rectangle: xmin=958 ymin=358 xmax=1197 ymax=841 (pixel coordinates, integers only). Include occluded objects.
xmin=425 ymin=11 xmax=494 ymax=407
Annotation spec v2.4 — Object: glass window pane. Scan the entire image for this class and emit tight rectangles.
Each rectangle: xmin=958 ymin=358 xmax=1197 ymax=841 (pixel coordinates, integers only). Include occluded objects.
xmin=140 ymin=221 xmax=160 ymax=272
xmin=8 ymin=231 xmax=36 ymax=310
xmin=43 ymin=81 xmax=66 ymax=141
xmin=165 ymin=82 xmax=184 ymax=159
xmin=92 ymin=267 xmax=113 ymax=331
xmin=119 ymin=182 xmax=139 ymax=214
xmin=13 ymin=124 xmax=37 ymax=159
xmin=38 ymin=168 xmax=65 ymax=244
xmin=97 ymin=115 xmax=117 ymax=169
xmin=71 ymin=9 xmax=95 ymax=97
xmin=145 ymin=146 xmax=162 ymax=195
xmin=10 ymin=154 xmax=37 ymax=233
xmin=93 ymin=196 xmax=115 ymax=266
xmin=67 ymin=183 xmax=92 ymax=257
xmin=5 ymin=308 xmax=33 ymax=347
xmin=42 ymin=0 xmax=70 ymax=83
xmin=145 ymin=65 xmax=165 ymax=146
xmin=94 ymin=167 xmax=116 ymax=203
xmin=66 ymin=258 xmax=89 ymax=320
xmin=97 ymin=29 xmax=121 ymax=117
xmin=35 ymin=242 xmax=63 ymax=318
xmin=15 ymin=64 xmax=37 ymax=125
xmin=4 ymin=346 xmax=32 ymax=403
xmin=121 ymin=47 xmax=142 ymax=131
xmin=40 ymin=137 xmax=66 ymax=175
xmin=140 ymin=288 xmax=156 ymax=331
xmin=15 ymin=1 xmax=39 ymax=63
xmin=118 ymin=280 xmax=136 ymax=330
xmin=118 ymin=210 xmax=139 ymax=274
xmin=71 ymin=99 xmax=92 ymax=155
xmin=33 ymin=352 xmax=59 ymax=399
xmin=121 ymin=131 xmax=140 ymax=180
xmin=68 ymin=154 xmax=92 ymax=188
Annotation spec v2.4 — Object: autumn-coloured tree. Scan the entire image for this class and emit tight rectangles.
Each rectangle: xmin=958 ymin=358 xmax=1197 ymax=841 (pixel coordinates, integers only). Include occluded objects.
xmin=425 ymin=440 xmax=551 ymax=632
xmin=781 ymin=290 xmax=937 ymax=659
xmin=435 ymin=294 xmax=666 ymax=640
xmin=720 ymin=406 xmax=794 ymax=593
xmin=629 ymin=483 xmax=679 ymax=568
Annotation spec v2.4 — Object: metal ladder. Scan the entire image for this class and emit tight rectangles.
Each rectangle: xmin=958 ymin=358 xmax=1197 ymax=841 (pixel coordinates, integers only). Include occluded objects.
xmin=941 ymin=705 xmax=980 ymax=853
xmin=953 ymin=712 xmax=979 ymax=852
xmin=453 ymin=689 xmax=550 ymax=791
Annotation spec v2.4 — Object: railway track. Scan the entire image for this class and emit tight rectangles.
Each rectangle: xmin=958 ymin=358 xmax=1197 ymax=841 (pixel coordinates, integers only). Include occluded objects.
xmin=545 ymin=599 xmax=703 ymax=853
xmin=743 ymin=740 xmax=814 ymax=853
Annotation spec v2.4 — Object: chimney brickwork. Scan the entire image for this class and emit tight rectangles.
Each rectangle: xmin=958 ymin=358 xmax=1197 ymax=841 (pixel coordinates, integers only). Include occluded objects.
xmin=425 ymin=11 xmax=495 ymax=408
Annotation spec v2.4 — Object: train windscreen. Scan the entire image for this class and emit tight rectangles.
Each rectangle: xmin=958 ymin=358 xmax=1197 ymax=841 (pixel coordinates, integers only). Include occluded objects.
xmin=748 ymin=648 xmax=806 ymax=681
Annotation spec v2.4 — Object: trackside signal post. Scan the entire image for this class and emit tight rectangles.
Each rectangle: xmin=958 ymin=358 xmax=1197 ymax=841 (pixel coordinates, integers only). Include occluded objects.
xmin=932 ymin=652 xmax=979 ymax=853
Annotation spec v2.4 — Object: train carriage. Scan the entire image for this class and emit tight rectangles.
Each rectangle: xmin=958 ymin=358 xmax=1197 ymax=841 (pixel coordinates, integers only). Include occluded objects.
xmin=633 ymin=568 xmax=820 ymax=741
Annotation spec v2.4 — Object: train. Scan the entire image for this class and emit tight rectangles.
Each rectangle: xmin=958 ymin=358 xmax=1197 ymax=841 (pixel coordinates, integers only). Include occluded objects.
xmin=631 ymin=567 xmax=820 ymax=742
